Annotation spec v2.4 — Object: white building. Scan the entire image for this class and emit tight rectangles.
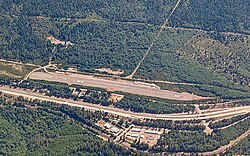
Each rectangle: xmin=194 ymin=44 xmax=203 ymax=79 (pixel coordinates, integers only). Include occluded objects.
xmin=131 ymin=128 xmax=142 ymax=132
xmin=104 ymin=123 xmax=112 ymax=129
xmin=110 ymin=127 xmax=120 ymax=133
xmin=145 ymin=130 xmax=161 ymax=135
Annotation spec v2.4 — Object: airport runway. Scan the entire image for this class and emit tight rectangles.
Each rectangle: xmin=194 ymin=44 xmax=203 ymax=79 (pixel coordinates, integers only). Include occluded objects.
xmin=29 ymin=72 xmax=210 ymax=101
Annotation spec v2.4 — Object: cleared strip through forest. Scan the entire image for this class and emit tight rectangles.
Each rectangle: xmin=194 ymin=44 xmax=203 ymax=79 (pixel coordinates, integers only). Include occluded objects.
xmin=126 ymin=0 xmax=182 ymax=79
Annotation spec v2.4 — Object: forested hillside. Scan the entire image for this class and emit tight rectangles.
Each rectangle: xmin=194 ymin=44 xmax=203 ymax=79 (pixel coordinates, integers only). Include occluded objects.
xmin=176 ymin=33 xmax=250 ymax=85
xmin=225 ymin=135 xmax=250 ymax=155
xmin=0 ymin=15 xmax=53 ymax=64
xmin=169 ymin=0 xmax=250 ymax=33
xmin=0 ymin=1 xmax=249 ymax=155
xmin=0 ymin=0 xmax=175 ymax=24
xmin=0 ymin=0 xmax=249 ymax=93
xmin=54 ymin=21 xmax=157 ymax=75
xmin=154 ymin=117 xmax=250 ymax=153
xmin=0 ymin=101 xmax=144 ymax=155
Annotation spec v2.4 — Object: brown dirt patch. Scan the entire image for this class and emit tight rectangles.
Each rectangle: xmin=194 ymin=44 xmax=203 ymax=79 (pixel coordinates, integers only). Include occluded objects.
xmin=9 ymin=64 xmax=23 ymax=71
xmin=108 ymin=93 xmax=125 ymax=103
xmin=95 ymin=68 xmax=124 ymax=75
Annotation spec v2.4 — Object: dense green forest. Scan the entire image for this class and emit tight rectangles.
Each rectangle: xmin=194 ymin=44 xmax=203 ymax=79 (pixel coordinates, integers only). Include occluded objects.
xmin=0 ymin=0 xmax=249 ymax=155
xmin=225 ymin=135 xmax=250 ymax=155
xmin=169 ymin=0 xmax=250 ymax=33
xmin=209 ymin=113 xmax=250 ymax=129
xmin=0 ymin=0 xmax=175 ymax=24
xmin=0 ymin=99 xmax=144 ymax=156
xmin=54 ymin=21 xmax=157 ymax=75
xmin=153 ymin=117 xmax=250 ymax=153
xmin=0 ymin=15 xmax=53 ymax=65
xmin=0 ymin=0 xmax=175 ymax=73
xmin=0 ymin=0 xmax=249 ymax=88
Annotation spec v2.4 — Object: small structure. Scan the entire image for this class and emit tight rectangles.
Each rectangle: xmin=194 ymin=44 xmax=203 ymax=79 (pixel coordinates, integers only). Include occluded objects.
xmin=145 ymin=130 xmax=162 ymax=135
xmin=55 ymin=71 xmax=65 ymax=75
xmin=104 ymin=123 xmax=112 ymax=129
xmin=131 ymin=134 xmax=139 ymax=138
xmin=110 ymin=127 xmax=120 ymax=133
xmin=131 ymin=128 xmax=142 ymax=132
xmin=133 ymin=81 xmax=160 ymax=89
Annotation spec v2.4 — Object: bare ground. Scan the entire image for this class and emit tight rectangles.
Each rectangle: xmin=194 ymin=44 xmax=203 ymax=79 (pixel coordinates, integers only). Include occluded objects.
xmin=95 ymin=68 xmax=124 ymax=75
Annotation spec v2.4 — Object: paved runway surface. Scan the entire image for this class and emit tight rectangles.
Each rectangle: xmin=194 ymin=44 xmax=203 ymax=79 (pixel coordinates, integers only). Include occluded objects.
xmin=30 ymin=72 xmax=210 ymax=101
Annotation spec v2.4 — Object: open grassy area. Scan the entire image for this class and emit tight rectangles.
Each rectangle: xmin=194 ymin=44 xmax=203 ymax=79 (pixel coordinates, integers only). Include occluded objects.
xmin=0 ymin=61 xmax=35 ymax=78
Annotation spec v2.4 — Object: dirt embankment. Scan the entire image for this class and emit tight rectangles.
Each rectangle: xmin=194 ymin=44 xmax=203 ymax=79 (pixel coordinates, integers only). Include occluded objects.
xmin=95 ymin=68 xmax=124 ymax=75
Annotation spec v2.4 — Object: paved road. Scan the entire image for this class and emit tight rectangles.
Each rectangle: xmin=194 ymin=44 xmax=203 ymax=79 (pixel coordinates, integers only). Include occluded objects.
xmin=29 ymin=72 xmax=209 ymax=101
xmin=0 ymin=86 xmax=249 ymax=121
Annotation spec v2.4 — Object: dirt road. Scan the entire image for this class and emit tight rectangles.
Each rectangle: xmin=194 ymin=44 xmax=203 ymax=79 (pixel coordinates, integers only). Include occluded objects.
xmin=127 ymin=0 xmax=182 ymax=78
xmin=0 ymin=86 xmax=249 ymax=121
xmin=29 ymin=72 xmax=209 ymax=101
xmin=202 ymin=128 xmax=250 ymax=155
xmin=0 ymin=59 xmax=39 ymax=67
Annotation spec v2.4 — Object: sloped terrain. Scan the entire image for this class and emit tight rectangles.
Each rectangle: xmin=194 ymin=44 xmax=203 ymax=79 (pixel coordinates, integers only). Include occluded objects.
xmin=0 ymin=0 xmax=249 ymax=97
xmin=169 ymin=0 xmax=250 ymax=33
xmin=177 ymin=33 xmax=250 ymax=85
